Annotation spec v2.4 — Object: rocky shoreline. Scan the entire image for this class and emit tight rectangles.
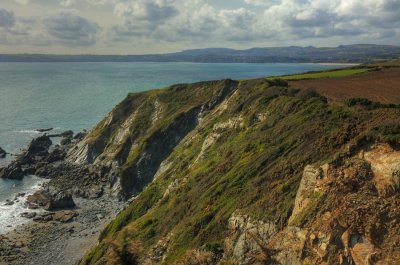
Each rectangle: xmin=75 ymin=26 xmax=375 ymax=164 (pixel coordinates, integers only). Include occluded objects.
xmin=0 ymin=130 xmax=124 ymax=265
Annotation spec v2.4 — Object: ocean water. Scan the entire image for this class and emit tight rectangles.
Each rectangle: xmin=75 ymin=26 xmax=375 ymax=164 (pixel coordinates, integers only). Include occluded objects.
xmin=0 ymin=62 xmax=350 ymax=233
xmin=0 ymin=176 xmax=48 ymax=233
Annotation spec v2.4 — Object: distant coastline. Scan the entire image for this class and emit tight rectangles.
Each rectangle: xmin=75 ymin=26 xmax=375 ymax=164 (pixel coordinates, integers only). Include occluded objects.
xmin=1 ymin=44 xmax=399 ymax=63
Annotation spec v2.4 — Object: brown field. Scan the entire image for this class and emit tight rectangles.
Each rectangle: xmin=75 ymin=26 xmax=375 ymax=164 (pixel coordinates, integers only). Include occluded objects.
xmin=289 ymin=68 xmax=400 ymax=105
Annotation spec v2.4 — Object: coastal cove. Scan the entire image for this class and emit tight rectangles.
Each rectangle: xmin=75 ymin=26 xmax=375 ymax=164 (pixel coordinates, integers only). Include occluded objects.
xmin=0 ymin=62 xmax=351 ymax=162
xmin=0 ymin=62 xmax=352 ymax=262
xmin=0 ymin=61 xmax=399 ymax=265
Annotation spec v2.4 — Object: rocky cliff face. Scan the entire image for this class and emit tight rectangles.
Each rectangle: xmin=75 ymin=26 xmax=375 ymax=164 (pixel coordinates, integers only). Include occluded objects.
xmin=67 ymin=79 xmax=237 ymax=198
xmin=72 ymin=77 xmax=399 ymax=265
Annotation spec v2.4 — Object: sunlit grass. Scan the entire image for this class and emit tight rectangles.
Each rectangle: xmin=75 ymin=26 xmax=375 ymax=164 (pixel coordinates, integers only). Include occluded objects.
xmin=267 ymin=68 xmax=370 ymax=81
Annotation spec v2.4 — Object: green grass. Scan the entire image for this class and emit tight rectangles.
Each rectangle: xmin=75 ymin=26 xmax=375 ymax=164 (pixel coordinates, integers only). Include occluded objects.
xmin=80 ymin=76 xmax=400 ymax=265
xmin=267 ymin=68 xmax=370 ymax=81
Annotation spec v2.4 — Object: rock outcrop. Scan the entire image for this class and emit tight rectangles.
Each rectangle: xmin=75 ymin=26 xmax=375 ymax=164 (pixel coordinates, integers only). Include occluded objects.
xmin=0 ymin=147 xmax=6 ymax=158
xmin=26 ymin=190 xmax=75 ymax=211
xmin=363 ymin=143 xmax=400 ymax=196
xmin=0 ymin=164 xmax=24 ymax=180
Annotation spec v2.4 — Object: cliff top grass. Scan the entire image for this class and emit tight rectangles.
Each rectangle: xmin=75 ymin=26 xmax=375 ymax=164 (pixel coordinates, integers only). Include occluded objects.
xmin=267 ymin=67 xmax=369 ymax=81
xmin=79 ymin=74 xmax=400 ymax=264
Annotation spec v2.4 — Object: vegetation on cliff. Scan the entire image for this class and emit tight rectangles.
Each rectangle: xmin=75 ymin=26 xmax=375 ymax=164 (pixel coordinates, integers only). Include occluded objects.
xmin=74 ymin=65 xmax=400 ymax=264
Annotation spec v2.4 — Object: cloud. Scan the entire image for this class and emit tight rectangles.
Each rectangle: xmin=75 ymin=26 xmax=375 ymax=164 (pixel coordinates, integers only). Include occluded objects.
xmin=114 ymin=0 xmax=178 ymax=21
xmin=262 ymin=0 xmax=400 ymax=40
xmin=244 ymin=0 xmax=280 ymax=7
xmin=220 ymin=8 xmax=256 ymax=29
xmin=0 ymin=9 xmax=15 ymax=28
xmin=44 ymin=12 xmax=100 ymax=46
xmin=60 ymin=0 xmax=117 ymax=7
xmin=13 ymin=0 xmax=30 ymax=4
xmin=110 ymin=0 xmax=262 ymax=43
xmin=2 ymin=0 xmax=400 ymax=52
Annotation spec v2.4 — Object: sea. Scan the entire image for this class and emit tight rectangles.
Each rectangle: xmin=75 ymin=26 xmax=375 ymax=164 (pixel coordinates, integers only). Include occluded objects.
xmin=0 ymin=62 xmax=351 ymax=233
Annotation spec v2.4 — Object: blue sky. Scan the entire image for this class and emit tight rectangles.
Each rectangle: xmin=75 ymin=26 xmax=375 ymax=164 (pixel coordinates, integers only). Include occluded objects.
xmin=0 ymin=0 xmax=399 ymax=54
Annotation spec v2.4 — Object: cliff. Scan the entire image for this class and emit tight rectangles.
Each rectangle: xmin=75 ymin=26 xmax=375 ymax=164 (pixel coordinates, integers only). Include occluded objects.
xmin=70 ymin=66 xmax=400 ymax=264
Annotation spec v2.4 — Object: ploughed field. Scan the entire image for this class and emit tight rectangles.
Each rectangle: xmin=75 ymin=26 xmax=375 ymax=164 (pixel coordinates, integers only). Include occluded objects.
xmin=288 ymin=67 xmax=400 ymax=105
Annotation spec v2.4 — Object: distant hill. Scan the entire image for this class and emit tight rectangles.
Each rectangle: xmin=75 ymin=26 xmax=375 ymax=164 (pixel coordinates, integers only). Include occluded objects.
xmin=1 ymin=44 xmax=400 ymax=63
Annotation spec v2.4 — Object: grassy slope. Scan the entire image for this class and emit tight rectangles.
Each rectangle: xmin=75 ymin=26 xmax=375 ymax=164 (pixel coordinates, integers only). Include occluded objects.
xmin=79 ymin=69 xmax=400 ymax=264
xmin=267 ymin=68 xmax=369 ymax=81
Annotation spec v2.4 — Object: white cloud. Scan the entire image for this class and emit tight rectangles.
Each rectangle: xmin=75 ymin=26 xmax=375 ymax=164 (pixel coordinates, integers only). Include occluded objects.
xmin=13 ymin=0 xmax=30 ymax=5
xmin=220 ymin=8 xmax=256 ymax=29
xmin=1 ymin=0 xmax=400 ymax=53
xmin=0 ymin=9 xmax=15 ymax=28
xmin=244 ymin=0 xmax=279 ymax=7
xmin=44 ymin=11 xmax=100 ymax=46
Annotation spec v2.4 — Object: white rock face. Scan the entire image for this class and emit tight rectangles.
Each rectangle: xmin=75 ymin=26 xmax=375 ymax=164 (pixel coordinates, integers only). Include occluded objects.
xmin=224 ymin=211 xmax=277 ymax=265
xmin=288 ymin=165 xmax=324 ymax=225
xmin=363 ymin=143 xmax=400 ymax=196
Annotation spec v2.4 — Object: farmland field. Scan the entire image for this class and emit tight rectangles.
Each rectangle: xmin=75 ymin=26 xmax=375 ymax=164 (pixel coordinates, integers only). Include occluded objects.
xmin=289 ymin=67 xmax=400 ymax=105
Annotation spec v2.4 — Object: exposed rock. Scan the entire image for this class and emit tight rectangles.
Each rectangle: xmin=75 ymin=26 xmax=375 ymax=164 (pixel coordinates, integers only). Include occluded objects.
xmin=0 ymin=164 xmax=25 ymax=180
xmin=27 ymin=135 xmax=52 ymax=155
xmin=341 ymin=231 xmax=376 ymax=265
xmin=162 ymin=177 xmax=188 ymax=199
xmin=363 ymin=143 xmax=400 ymax=196
xmin=14 ymin=193 xmax=26 ymax=199
xmin=33 ymin=213 xmax=53 ymax=222
xmin=268 ymin=227 xmax=308 ymax=265
xmin=223 ymin=211 xmax=277 ymax=265
xmin=36 ymin=128 xmax=53 ymax=132
xmin=20 ymin=212 xmax=37 ymax=219
xmin=61 ymin=130 xmax=74 ymax=138
xmin=60 ymin=137 xmax=72 ymax=146
xmin=288 ymin=165 xmax=324 ymax=225
xmin=49 ymin=191 xmax=75 ymax=210
xmin=26 ymin=190 xmax=52 ymax=209
xmin=73 ymin=186 xmax=103 ymax=199
xmin=213 ymin=116 xmax=244 ymax=132
xmin=194 ymin=133 xmax=221 ymax=164
xmin=73 ymin=131 xmax=87 ymax=141
xmin=0 ymin=147 xmax=6 ymax=158
xmin=26 ymin=190 xmax=75 ymax=210
xmin=4 ymin=200 xmax=15 ymax=206
xmin=53 ymin=210 xmax=78 ymax=223
xmin=46 ymin=148 xmax=66 ymax=163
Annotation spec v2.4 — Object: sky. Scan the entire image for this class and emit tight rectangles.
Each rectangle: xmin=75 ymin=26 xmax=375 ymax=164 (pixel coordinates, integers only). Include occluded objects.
xmin=0 ymin=0 xmax=399 ymax=54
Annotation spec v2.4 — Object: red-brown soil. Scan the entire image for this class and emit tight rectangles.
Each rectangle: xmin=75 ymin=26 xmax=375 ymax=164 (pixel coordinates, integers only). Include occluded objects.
xmin=289 ymin=68 xmax=400 ymax=105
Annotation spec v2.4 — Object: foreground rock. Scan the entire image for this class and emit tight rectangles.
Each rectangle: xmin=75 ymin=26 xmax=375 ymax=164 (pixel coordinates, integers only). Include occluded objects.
xmin=0 ymin=129 xmax=118 ymax=265
xmin=1 ymin=196 xmax=123 ymax=265
xmin=0 ymin=164 xmax=24 ymax=180
xmin=26 ymin=190 xmax=75 ymax=211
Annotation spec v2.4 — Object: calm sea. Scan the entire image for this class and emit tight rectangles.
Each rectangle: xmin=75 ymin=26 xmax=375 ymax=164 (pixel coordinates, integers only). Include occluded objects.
xmin=0 ymin=62 xmax=350 ymax=233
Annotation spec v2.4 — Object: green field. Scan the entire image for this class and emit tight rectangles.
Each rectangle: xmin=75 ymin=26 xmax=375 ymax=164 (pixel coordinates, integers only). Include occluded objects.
xmin=268 ymin=68 xmax=370 ymax=81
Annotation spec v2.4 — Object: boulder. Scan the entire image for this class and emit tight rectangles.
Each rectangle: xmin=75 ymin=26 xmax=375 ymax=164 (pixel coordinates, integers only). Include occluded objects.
xmin=50 ymin=191 xmax=75 ymax=210
xmin=4 ymin=200 xmax=14 ymax=206
xmin=26 ymin=190 xmax=75 ymax=210
xmin=0 ymin=147 xmax=6 ymax=158
xmin=36 ymin=128 xmax=53 ymax=132
xmin=60 ymin=137 xmax=72 ymax=146
xmin=21 ymin=212 xmax=36 ymax=219
xmin=46 ymin=148 xmax=66 ymax=163
xmin=27 ymin=135 xmax=52 ymax=155
xmin=73 ymin=185 xmax=103 ymax=199
xmin=26 ymin=190 xmax=52 ymax=209
xmin=53 ymin=210 xmax=78 ymax=223
xmin=60 ymin=130 xmax=74 ymax=138
xmin=0 ymin=164 xmax=25 ymax=180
